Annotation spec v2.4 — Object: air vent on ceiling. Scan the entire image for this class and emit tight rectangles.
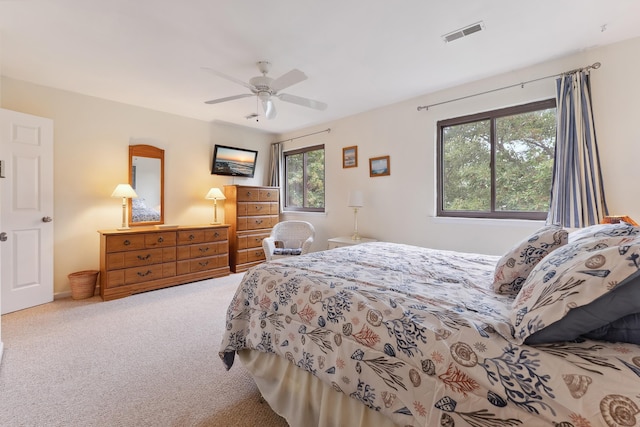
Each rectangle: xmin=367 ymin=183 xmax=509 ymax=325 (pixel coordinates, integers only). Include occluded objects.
xmin=442 ymin=21 xmax=485 ymax=43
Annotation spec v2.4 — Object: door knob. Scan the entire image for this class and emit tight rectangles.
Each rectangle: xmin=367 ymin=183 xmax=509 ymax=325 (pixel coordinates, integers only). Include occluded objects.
xmin=42 ymin=216 xmax=53 ymax=222
xmin=0 ymin=232 xmax=7 ymax=242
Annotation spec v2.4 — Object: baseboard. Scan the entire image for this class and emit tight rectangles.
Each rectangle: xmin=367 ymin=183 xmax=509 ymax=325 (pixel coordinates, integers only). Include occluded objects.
xmin=54 ymin=285 xmax=100 ymax=300
xmin=54 ymin=290 xmax=72 ymax=300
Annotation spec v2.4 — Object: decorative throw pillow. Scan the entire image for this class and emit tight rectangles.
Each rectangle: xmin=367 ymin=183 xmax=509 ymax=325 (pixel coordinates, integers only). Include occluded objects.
xmin=492 ymin=225 xmax=568 ymax=295
xmin=510 ymin=233 xmax=640 ymax=344
xmin=568 ymin=222 xmax=639 ymax=244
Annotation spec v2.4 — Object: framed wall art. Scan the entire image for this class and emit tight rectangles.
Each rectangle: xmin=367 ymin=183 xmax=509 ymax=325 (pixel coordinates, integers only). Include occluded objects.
xmin=342 ymin=146 xmax=358 ymax=168
xmin=369 ymin=155 xmax=390 ymax=177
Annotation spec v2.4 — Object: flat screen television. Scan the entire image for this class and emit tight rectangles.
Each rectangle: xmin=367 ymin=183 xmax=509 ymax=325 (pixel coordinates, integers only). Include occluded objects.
xmin=211 ymin=144 xmax=258 ymax=178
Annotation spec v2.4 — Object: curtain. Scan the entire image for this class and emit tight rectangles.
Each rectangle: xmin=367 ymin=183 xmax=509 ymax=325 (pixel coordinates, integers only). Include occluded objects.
xmin=268 ymin=142 xmax=284 ymax=211
xmin=546 ymin=70 xmax=608 ymax=228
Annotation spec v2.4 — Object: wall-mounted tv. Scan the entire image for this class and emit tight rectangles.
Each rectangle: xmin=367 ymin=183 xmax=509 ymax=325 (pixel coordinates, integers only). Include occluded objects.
xmin=211 ymin=144 xmax=258 ymax=178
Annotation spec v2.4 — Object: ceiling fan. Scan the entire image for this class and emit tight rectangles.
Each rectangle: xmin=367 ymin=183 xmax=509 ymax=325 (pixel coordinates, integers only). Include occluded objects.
xmin=203 ymin=61 xmax=327 ymax=120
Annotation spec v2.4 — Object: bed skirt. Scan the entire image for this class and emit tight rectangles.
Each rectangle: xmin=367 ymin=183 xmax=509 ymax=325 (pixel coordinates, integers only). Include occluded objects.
xmin=238 ymin=349 xmax=400 ymax=427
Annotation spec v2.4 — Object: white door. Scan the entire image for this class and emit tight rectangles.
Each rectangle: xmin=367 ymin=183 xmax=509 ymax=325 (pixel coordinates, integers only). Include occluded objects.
xmin=0 ymin=109 xmax=54 ymax=314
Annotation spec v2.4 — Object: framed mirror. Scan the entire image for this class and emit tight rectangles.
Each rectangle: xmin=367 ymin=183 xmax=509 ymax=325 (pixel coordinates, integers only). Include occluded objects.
xmin=129 ymin=144 xmax=164 ymax=226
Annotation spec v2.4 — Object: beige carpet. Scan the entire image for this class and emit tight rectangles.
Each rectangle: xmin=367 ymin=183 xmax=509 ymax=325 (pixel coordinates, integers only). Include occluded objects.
xmin=0 ymin=274 xmax=289 ymax=427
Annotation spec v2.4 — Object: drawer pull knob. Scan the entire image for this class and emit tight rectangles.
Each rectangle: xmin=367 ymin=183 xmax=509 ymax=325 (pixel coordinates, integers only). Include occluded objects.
xmin=199 ymin=247 xmax=209 ymax=253
xmin=137 ymin=254 xmax=151 ymax=260
xmin=158 ymin=237 xmax=164 ymax=243
xmin=246 ymin=191 xmax=252 ymax=196
xmin=214 ymin=232 xmax=220 ymax=237
xmin=189 ymin=234 xmax=195 ymax=241
xmin=256 ymin=206 xmax=262 ymax=210
xmin=137 ymin=270 xmax=152 ymax=277
xmin=256 ymin=220 xmax=263 ymax=224
xmin=199 ymin=261 xmax=209 ymax=267
xmin=124 ymin=240 xmax=131 ymax=246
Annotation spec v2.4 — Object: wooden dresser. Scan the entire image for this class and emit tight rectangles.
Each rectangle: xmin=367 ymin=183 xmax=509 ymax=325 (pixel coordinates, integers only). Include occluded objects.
xmin=224 ymin=185 xmax=279 ymax=273
xmin=98 ymin=224 xmax=230 ymax=300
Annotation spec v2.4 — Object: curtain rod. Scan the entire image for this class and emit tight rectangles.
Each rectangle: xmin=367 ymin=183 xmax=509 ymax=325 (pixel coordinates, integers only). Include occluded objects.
xmin=272 ymin=128 xmax=331 ymax=145
xmin=417 ymin=62 xmax=601 ymax=112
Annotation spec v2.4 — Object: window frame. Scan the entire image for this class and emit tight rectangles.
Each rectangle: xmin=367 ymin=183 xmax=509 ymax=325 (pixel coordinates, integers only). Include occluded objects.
xmin=283 ymin=144 xmax=325 ymax=213
xmin=436 ymin=99 xmax=556 ymax=220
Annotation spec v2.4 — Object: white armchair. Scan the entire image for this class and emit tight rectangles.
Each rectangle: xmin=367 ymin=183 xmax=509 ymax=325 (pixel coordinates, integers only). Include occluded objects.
xmin=262 ymin=220 xmax=316 ymax=261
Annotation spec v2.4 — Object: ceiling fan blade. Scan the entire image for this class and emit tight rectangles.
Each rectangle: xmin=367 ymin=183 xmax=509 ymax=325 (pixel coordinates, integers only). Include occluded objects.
xmin=204 ymin=93 xmax=253 ymax=105
xmin=262 ymin=98 xmax=277 ymax=120
xmin=277 ymin=93 xmax=327 ymax=111
xmin=270 ymin=69 xmax=307 ymax=92
xmin=201 ymin=67 xmax=256 ymax=91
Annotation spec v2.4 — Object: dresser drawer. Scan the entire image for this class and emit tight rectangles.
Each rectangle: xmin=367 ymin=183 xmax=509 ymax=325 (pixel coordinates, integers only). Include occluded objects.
xmin=124 ymin=264 xmax=165 ymax=285
xmin=176 ymin=254 xmax=227 ymax=275
xmin=243 ymin=215 xmax=276 ymax=231
xmin=106 ymin=235 xmax=145 ymax=252
xmin=205 ymin=228 xmax=228 ymax=242
xmin=177 ymin=230 xmax=206 ymax=245
xmin=145 ymin=232 xmax=176 ymax=248
xmin=245 ymin=202 xmax=272 ymax=216
xmin=177 ymin=242 xmax=224 ymax=260
xmin=260 ymin=189 xmax=278 ymax=201
xmin=106 ymin=248 xmax=163 ymax=270
xmin=237 ymin=188 xmax=261 ymax=202
xmin=237 ymin=231 xmax=271 ymax=250
xmin=238 ymin=247 xmax=266 ymax=263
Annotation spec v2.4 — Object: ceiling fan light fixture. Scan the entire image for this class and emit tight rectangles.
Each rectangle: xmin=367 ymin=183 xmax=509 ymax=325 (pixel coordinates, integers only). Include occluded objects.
xmin=202 ymin=61 xmax=327 ymax=121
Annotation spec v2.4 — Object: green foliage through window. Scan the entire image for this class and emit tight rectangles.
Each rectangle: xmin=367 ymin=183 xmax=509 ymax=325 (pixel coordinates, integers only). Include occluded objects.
xmin=284 ymin=144 xmax=325 ymax=212
xmin=437 ymin=99 xmax=556 ymax=220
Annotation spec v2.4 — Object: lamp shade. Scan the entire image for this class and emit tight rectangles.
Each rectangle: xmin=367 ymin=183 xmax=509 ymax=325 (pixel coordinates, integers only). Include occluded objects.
xmin=205 ymin=188 xmax=226 ymax=200
xmin=348 ymin=190 xmax=363 ymax=207
xmin=111 ymin=184 xmax=138 ymax=198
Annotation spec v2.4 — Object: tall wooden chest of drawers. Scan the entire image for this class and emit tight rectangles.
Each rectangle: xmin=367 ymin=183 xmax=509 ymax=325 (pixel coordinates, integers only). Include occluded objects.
xmin=224 ymin=185 xmax=279 ymax=273
xmin=98 ymin=224 xmax=230 ymax=300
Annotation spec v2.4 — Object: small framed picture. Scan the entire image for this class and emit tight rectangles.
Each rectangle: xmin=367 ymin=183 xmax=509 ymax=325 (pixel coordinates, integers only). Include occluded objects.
xmin=342 ymin=146 xmax=358 ymax=168
xmin=369 ymin=155 xmax=390 ymax=177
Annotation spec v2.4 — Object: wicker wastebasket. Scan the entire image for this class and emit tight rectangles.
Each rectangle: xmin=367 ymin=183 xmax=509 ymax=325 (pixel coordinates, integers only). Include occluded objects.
xmin=68 ymin=270 xmax=99 ymax=300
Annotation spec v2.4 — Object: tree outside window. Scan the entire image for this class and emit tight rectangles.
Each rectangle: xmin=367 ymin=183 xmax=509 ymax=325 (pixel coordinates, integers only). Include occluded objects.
xmin=284 ymin=144 xmax=325 ymax=212
xmin=437 ymin=99 xmax=556 ymax=220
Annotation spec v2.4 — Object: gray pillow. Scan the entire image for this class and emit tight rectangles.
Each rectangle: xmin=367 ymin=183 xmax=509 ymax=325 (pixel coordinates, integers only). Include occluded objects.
xmin=511 ymin=232 xmax=640 ymax=344
xmin=525 ymin=272 xmax=640 ymax=344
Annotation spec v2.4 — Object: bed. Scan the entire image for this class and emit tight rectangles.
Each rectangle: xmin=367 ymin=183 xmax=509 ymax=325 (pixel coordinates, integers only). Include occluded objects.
xmin=220 ymin=223 xmax=640 ymax=427
xmin=131 ymin=197 xmax=160 ymax=222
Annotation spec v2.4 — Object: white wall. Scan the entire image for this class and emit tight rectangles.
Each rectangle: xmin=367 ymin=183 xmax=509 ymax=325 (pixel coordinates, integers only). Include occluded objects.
xmin=280 ymin=36 xmax=640 ymax=256
xmin=0 ymin=79 xmax=274 ymax=295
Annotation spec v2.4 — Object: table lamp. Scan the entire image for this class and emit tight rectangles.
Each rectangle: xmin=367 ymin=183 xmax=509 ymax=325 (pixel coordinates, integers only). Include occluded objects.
xmin=111 ymin=184 xmax=138 ymax=230
xmin=205 ymin=188 xmax=226 ymax=224
xmin=348 ymin=190 xmax=363 ymax=240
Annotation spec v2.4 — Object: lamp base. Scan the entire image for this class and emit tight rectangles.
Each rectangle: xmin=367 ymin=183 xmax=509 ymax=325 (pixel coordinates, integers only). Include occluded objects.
xmin=351 ymin=233 xmax=361 ymax=241
xmin=117 ymin=226 xmax=131 ymax=231
xmin=210 ymin=221 xmax=221 ymax=225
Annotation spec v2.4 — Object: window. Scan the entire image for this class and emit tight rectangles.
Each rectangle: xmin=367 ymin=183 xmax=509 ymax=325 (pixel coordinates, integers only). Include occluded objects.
xmin=284 ymin=144 xmax=325 ymax=212
xmin=437 ymin=99 xmax=556 ymax=220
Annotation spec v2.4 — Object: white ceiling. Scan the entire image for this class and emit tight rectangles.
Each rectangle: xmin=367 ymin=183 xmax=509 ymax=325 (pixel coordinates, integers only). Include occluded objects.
xmin=2 ymin=1 xmax=640 ymax=134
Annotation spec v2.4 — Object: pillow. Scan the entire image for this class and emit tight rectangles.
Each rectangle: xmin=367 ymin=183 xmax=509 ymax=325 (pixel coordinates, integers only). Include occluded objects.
xmin=581 ymin=312 xmax=640 ymax=345
xmin=273 ymin=248 xmax=303 ymax=256
xmin=568 ymin=222 xmax=639 ymax=244
xmin=511 ymin=233 xmax=640 ymax=344
xmin=492 ymin=225 xmax=568 ymax=295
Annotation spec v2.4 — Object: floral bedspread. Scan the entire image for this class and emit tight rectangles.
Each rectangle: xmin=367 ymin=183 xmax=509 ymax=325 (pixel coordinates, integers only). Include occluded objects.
xmin=219 ymin=242 xmax=640 ymax=427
